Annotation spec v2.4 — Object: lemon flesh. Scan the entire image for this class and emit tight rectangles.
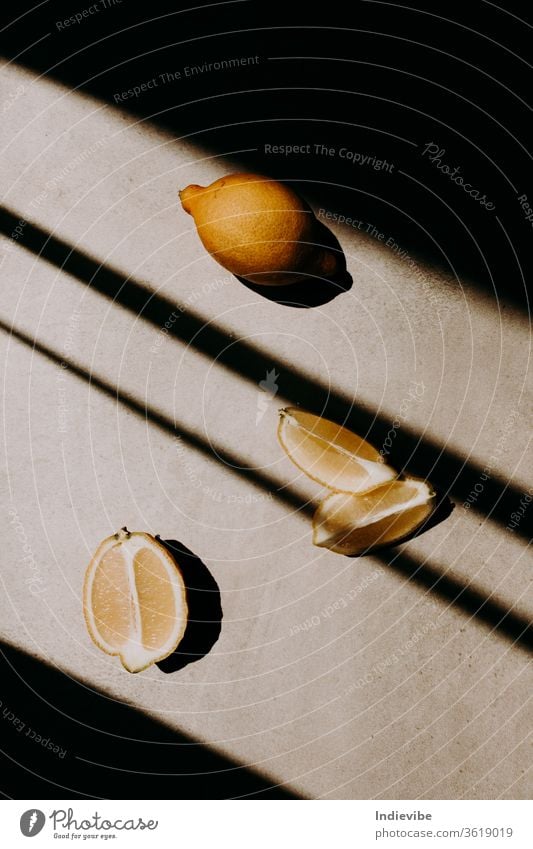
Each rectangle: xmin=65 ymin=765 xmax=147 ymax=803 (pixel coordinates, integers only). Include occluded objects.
xmin=313 ymin=479 xmax=436 ymax=555
xmin=278 ymin=407 xmax=397 ymax=493
xmin=83 ymin=529 xmax=188 ymax=672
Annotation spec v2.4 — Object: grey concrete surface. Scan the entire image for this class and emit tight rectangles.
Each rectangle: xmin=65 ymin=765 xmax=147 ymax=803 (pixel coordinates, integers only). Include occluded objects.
xmin=0 ymin=62 xmax=531 ymax=799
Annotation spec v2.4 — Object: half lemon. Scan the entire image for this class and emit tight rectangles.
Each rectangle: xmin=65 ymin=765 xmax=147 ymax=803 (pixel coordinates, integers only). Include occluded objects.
xmin=83 ymin=528 xmax=188 ymax=673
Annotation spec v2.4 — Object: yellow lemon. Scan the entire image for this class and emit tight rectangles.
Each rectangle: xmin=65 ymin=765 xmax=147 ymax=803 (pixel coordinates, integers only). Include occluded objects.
xmin=83 ymin=528 xmax=188 ymax=672
xmin=180 ymin=172 xmax=341 ymax=285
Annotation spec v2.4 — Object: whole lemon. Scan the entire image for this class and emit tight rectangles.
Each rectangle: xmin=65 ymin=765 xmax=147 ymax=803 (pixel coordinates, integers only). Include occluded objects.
xmin=180 ymin=173 xmax=340 ymax=286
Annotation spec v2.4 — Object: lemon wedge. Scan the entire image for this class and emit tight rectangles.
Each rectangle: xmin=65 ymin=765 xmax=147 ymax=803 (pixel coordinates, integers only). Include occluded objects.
xmin=313 ymin=479 xmax=436 ymax=556
xmin=278 ymin=407 xmax=397 ymax=493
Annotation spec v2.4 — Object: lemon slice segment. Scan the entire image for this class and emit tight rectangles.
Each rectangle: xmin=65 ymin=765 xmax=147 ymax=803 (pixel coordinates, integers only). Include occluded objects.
xmin=313 ymin=479 xmax=436 ymax=555
xmin=278 ymin=407 xmax=397 ymax=493
xmin=83 ymin=528 xmax=188 ymax=673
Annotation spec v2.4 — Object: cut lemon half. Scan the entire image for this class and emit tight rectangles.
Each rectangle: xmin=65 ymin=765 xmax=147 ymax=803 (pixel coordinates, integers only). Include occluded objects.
xmin=83 ymin=528 xmax=188 ymax=673
xmin=313 ymin=478 xmax=436 ymax=556
xmin=278 ymin=407 xmax=397 ymax=493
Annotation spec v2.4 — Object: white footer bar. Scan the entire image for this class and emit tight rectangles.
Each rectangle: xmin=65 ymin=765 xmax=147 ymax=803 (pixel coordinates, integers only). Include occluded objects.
xmin=3 ymin=799 xmax=531 ymax=848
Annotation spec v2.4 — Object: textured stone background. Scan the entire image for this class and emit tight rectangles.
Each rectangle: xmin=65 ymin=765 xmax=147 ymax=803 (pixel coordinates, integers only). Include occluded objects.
xmin=0 ymin=15 xmax=531 ymax=799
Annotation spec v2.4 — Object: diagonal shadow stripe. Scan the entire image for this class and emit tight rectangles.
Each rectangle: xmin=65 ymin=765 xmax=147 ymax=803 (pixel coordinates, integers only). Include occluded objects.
xmin=0 ymin=641 xmax=298 ymax=799
xmin=1 ymin=319 xmax=530 ymax=654
xmin=0 ymin=207 xmax=529 ymax=542
xmin=0 ymin=317 xmax=308 ymax=516
xmin=381 ymin=550 xmax=532 ymax=655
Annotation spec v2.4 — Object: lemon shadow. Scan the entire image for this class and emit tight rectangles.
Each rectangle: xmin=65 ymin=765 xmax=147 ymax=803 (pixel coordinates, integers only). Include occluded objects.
xmin=237 ymin=222 xmax=352 ymax=308
xmin=345 ymin=489 xmax=454 ymax=558
xmin=156 ymin=539 xmax=222 ymax=674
